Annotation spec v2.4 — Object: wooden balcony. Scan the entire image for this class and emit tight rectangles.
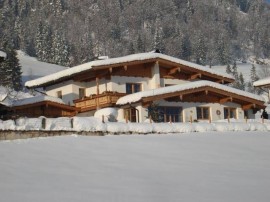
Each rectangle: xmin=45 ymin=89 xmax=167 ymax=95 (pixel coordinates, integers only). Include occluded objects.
xmin=74 ymin=91 xmax=126 ymax=112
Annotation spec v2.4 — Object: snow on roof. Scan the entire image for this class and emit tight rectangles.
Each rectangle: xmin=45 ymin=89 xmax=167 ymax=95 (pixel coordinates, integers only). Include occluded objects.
xmin=116 ymin=80 xmax=264 ymax=106
xmin=12 ymin=95 xmax=65 ymax=107
xmin=0 ymin=50 xmax=6 ymax=58
xmin=25 ymin=52 xmax=234 ymax=88
xmin=253 ymin=77 xmax=270 ymax=87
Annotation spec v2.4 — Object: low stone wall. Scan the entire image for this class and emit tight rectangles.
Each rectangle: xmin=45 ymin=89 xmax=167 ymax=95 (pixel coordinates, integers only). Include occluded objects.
xmin=0 ymin=130 xmax=104 ymax=141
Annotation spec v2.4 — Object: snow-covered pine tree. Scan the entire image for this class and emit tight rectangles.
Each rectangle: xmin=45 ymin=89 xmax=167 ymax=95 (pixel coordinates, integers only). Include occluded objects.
xmin=231 ymin=61 xmax=241 ymax=89
xmin=193 ymin=33 xmax=207 ymax=65
xmin=52 ymin=30 xmax=70 ymax=66
xmin=0 ymin=44 xmax=22 ymax=90
xmin=180 ymin=35 xmax=192 ymax=61
xmin=247 ymin=64 xmax=259 ymax=94
xmin=226 ymin=64 xmax=232 ymax=74
xmin=239 ymin=73 xmax=245 ymax=91
xmin=35 ymin=22 xmax=52 ymax=63
xmin=128 ymin=42 xmax=135 ymax=55
xmin=232 ymin=61 xmax=239 ymax=80
xmin=137 ymin=34 xmax=144 ymax=53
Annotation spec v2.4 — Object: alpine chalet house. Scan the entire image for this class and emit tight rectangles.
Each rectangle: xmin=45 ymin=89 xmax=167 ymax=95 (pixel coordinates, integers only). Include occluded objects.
xmin=25 ymin=52 xmax=265 ymax=122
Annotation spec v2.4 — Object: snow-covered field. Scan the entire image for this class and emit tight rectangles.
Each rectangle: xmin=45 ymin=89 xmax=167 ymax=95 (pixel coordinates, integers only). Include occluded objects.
xmin=0 ymin=132 xmax=270 ymax=202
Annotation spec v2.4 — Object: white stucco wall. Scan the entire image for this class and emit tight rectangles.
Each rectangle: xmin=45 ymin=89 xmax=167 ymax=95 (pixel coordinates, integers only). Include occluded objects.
xmin=149 ymin=62 xmax=160 ymax=89
xmin=161 ymin=78 xmax=191 ymax=87
xmin=45 ymin=80 xmax=88 ymax=105
xmin=111 ymin=76 xmax=150 ymax=93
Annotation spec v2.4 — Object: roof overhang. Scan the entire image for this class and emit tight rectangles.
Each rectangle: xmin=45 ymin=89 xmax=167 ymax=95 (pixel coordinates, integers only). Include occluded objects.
xmin=253 ymin=77 xmax=270 ymax=88
xmin=25 ymin=53 xmax=234 ymax=88
xmin=12 ymin=100 xmax=77 ymax=112
xmin=116 ymin=81 xmax=265 ymax=111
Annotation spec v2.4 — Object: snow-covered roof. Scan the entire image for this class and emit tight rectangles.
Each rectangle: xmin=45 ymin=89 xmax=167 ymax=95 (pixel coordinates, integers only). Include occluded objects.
xmin=0 ymin=50 xmax=6 ymax=58
xmin=116 ymin=80 xmax=264 ymax=106
xmin=253 ymin=77 xmax=270 ymax=87
xmin=12 ymin=95 xmax=65 ymax=107
xmin=25 ymin=52 xmax=234 ymax=88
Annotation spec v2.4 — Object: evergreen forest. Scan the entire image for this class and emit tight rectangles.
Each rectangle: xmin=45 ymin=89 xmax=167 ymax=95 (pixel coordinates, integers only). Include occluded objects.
xmin=0 ymin=0 xmax=270 ymax=67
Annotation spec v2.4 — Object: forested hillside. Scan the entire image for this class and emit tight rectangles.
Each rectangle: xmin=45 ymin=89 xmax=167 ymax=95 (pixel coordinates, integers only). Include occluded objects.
xmin=0 ymin=0 xmax=270 ymax=67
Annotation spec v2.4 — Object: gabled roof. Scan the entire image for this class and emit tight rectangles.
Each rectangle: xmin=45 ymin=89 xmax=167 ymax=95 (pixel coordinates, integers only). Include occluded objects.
xmin=12 ymin=95 xmax=65 ymax=107
xmin=116 ymin=80 xmax=265 ymax=110
xmin=253 ymin=77 xmax=270 ymax=88
xmin=12 ymin=95 xmax=76 ymax=112
xmin=25 ymin=52 xmax=234 ymax=88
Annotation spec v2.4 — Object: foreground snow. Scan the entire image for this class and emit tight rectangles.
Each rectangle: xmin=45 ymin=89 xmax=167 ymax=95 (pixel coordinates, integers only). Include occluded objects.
xmin=0 ymin=132 xmax=270 ymax=202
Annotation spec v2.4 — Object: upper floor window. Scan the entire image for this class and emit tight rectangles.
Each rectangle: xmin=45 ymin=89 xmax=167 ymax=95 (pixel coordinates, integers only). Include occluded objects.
xmin=196 ymin=107 xmax=210 ymax=120
xmin=79 ymin=88 xmax=86 ymax=99
xmin=224 ymin=107 xmax=236 ymax=119
xmin=56 ymin=91 xmax=62 ymax=99
xmin=126 ymin=83 xmax=141 ymax=94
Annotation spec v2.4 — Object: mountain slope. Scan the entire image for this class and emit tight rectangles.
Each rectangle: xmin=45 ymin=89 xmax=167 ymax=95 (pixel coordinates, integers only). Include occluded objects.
xmin=17 ymin=51 xmax=67 ymax=84
xmin=0 ymin=0 xmax=270 ymax=67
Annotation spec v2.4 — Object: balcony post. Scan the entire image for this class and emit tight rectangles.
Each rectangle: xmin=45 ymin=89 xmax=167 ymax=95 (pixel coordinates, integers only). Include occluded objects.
xmin=96 ymin=76 xmax=100 ymax=109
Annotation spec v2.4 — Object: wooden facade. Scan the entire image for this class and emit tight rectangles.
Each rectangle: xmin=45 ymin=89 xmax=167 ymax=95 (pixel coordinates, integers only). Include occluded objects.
xmin=12 ymin=101 xmax=77 ymax=118
xmin=74 ymin=91 xmax=126 ymax=112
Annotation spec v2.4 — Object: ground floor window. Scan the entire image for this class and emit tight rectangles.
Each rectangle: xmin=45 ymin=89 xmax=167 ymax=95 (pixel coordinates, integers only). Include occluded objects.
xmin=124 ymin=108 xmax=137 ymax=122
xmin=148 ymin=106 xmax=182 ymax=122
xmin=196 ymin=107 xmax=210 ymax=120
xmin=224 ymin=107 xmax=236 ymax=119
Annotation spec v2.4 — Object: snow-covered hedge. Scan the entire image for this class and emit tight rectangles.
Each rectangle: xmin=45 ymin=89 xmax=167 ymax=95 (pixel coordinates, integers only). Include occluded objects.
xmin=0 ymin=117 xmax=270 ymax=134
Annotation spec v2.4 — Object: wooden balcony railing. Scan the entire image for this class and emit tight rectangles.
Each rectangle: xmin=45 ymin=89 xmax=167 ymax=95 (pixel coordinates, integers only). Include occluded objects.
xmin=73 ymin=91 xmax=126 ymax=112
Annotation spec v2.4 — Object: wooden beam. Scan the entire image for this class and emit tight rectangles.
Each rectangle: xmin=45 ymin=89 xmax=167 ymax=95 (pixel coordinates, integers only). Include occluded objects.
xmin=96 ymin=77 xmax=100 ymax=95
xmin=242 ymin=103 xmax=256 ymax=110
xmin=216 ymin=79 xmax=224 ymax=84
xmin=189 ymin=73 xmax=201 ymax=80
xmin=179 ymin=94 xmax=183 ymax=101
xmin=168 ymin=67 xmax=181 ymax=75
xmin=220 ymin=97 xmax=232 ymax=104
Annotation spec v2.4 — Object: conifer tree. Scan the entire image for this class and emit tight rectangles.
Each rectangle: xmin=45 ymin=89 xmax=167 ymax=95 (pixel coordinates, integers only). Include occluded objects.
xmin=247 ymin=64 xmax=260 ymax=94
xmin=137 ymin=34 xmax=144 ymax=53
xmin=226 ymin=64 xmax=232 ymax=74
xmin=0 ymin=44 xmax=22 ymax=90
xmin=239 ymin=73 xmax=245 ymax=91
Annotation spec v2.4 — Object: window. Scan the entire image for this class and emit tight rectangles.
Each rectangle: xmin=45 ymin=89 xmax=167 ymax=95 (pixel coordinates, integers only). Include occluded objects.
xmin=126 ymin=83 xmax=141 ymax=94
xmin=149 ymin=106 xmax=182 ymax=122
xmin=196 ymin=107 xmax=210 ymax=120
xmin=124 ymin=108 xmax=137 ymax=122
xmin=79 ymin=88 xmax=86 ymax=99
xmin=56 ymin=91 xmax=62 ymax=99
xmin=224 ymin=107 xmax=236 ymax=119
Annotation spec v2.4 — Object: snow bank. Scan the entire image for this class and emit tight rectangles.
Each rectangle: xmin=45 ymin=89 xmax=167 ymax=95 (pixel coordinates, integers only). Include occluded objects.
xmin=45 ymin=117 xmax=72 ymax=131
xmin=94 ymin=108 xmax=118 ymax=122
xmin=1 ymin=117 xmax=270 ymax=134
xmin=72 ymin=117 xmax=106 ymax=132
xmin=0 ymin=120 xmax=16 ymax=130
xmin=15 ymin=117 xmax=42 ymax=130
